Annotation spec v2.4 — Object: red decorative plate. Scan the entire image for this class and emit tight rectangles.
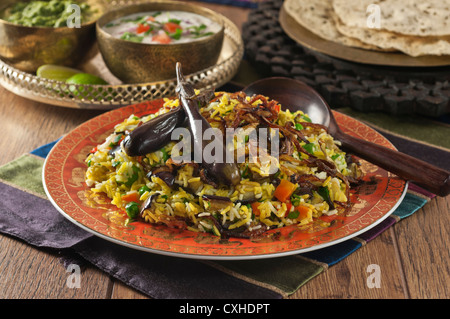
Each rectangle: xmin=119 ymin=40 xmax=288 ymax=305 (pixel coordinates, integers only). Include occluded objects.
xmin=43 ymin=99 xmax=407 ymax=260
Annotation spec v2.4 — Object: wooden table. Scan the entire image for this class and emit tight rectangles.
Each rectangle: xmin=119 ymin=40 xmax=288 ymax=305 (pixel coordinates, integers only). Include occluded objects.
xmin=0 ymin=1 xmax=449 ymax=299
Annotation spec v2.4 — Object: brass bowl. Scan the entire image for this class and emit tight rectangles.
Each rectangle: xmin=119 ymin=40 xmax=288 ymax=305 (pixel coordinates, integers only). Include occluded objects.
xmin=96 ymin=0 xmax=225 ymax=83
xmin=0 ymin=0 xmax=104 ymax=73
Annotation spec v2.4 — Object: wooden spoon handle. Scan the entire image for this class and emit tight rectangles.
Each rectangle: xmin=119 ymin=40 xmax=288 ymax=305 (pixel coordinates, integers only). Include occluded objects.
xmin=337 ymin=132 xmax=450 ymax=197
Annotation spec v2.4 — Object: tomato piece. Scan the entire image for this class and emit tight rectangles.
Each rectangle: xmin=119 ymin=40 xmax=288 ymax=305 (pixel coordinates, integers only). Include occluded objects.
xmin=273 ymin=103 xmax=280 ymax=113
xmin=273 ymin=179 xmax=297 ymax=202
xmin=152 ymin=32 xmax=172 ymax=44
xmin=136 ymin=23 xmax=150 ymax=34
xmin=284 ymin=201 xmax=292 ymax=216
xmin=163 ymin=22 xmax=182 ymax=34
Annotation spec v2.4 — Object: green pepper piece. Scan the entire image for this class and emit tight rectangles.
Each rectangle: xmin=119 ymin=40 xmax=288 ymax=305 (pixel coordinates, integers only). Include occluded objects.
xmin=318 ymin=186 xmax=331 ymax=203
xmin=301 ymin=115 xmax=312 ymax=123
xmin=138 ymin=185 xmax=150 ymax=196
xmin=287 ymin=210 xmax=300 ymax=219
xmin=160 ymin=148 xmax=170 ymax=163
xmin=331 ymin=154 xmax=340 ymax=160
xmin=125 ymin=165 xmax=140 ymax=187
xmin=303 ymin=143 xmax=315 ymax=155
xmin=290 ymin=194 xmax=301 ymax=207
xmin=317 ymin=186 xmax=335 ymax=209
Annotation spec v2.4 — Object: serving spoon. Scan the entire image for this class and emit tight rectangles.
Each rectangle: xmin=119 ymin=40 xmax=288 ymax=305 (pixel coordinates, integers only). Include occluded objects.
xmin=243 ymin=77 xmax=450 ymax=197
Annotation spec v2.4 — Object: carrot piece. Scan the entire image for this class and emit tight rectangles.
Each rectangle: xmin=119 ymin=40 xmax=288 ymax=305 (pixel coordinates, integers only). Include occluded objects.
xmin=251 ymin=202 xmax=261 ymax=216
xmin=121 ymin=192 xmax=140 ymax=203
xmin=273 ymin=179 xmax=297 ymax=202
xmin=296 ymin=205 xmax=311 ymax=220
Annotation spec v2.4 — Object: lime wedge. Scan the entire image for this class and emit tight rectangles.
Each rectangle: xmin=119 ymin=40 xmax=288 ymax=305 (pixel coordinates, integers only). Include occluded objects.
xmin=65 ymin=73 xmax=108 ymax=85
xmin=36 ymin=64 xmax=82 ymax=82
xmin=65 ymin=73 xmax=109 ymax=98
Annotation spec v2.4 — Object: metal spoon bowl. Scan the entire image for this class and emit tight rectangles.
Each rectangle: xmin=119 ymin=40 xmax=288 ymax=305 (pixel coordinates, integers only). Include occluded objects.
xmin=243 ymin=77 xmax=450 ymax=197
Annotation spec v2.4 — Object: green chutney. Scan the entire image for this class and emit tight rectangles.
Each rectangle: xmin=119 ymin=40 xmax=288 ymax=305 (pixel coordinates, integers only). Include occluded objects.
xmin=2 ymin=0 xmax=92 ymax=27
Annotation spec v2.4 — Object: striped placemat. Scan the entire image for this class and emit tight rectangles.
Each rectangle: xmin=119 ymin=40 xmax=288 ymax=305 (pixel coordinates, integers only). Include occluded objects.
xmin=0 ymin=132 xmax=434 ymax=299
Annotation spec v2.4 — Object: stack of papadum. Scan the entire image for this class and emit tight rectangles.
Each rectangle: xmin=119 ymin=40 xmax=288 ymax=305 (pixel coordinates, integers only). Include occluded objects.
xmin=284 ymin=0 xmax=450 ymax=57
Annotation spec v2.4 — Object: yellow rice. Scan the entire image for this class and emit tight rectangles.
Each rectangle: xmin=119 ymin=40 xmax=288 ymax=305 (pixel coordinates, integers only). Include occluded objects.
xmin=85 ymin=91 xmax=361 ymax=237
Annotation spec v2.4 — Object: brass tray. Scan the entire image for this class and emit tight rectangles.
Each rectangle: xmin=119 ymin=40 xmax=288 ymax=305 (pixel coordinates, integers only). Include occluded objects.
xmin=279 ymin=2 xmax=450 ymax=68
xmin=0 ymin=9 xmax=243 ymax=110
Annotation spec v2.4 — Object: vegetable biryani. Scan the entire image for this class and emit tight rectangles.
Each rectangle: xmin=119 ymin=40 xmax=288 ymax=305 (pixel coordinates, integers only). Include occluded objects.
xmin=85 ymin=64 xmax=362 ymax=238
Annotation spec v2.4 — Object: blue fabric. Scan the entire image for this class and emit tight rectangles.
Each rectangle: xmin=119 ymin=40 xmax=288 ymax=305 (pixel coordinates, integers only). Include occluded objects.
xmin=392 ymin=193 xmax=428 ymax=219
xmin=301 ymin=240 xmax=362 ymax=266
xmin=30 ymin=139 xmax=59 ymax=158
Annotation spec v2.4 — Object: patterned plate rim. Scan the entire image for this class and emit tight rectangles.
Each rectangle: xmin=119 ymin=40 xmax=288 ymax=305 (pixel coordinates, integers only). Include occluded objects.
xmin=42 ymin=99 xmax=408 ymax=260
